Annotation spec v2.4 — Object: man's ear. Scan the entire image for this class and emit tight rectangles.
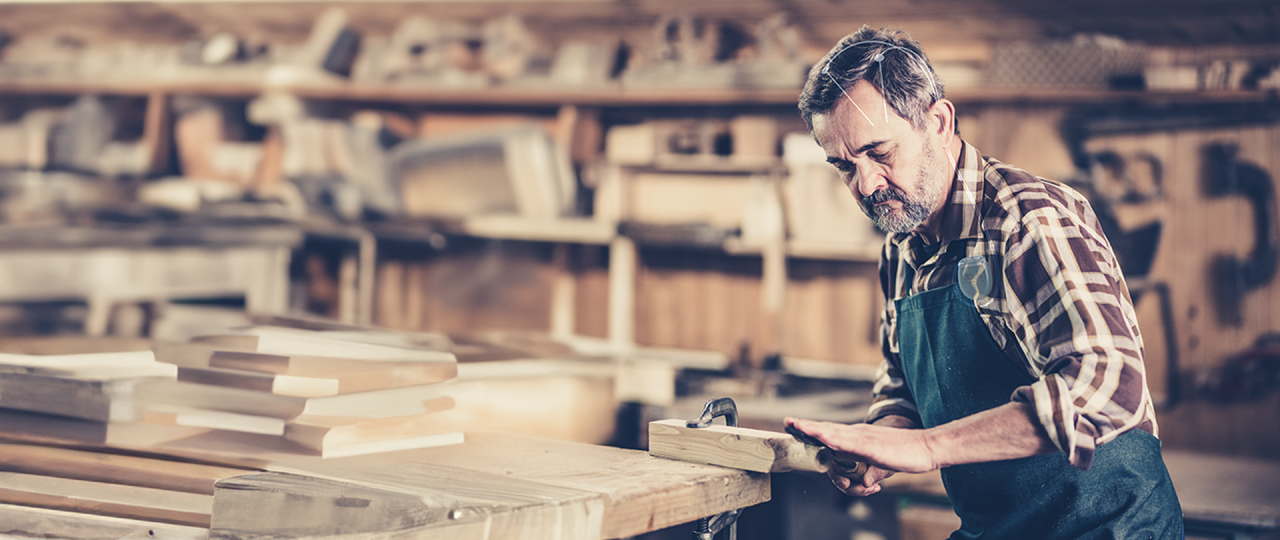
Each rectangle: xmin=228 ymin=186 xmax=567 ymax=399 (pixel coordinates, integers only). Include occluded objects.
xmin=931 ymin=99 xmax=957 ymax=141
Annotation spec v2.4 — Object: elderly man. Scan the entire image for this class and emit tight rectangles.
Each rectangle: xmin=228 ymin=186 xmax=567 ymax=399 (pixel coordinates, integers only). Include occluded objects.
xmin=785 ymin=26 xmax=1183 ymax=539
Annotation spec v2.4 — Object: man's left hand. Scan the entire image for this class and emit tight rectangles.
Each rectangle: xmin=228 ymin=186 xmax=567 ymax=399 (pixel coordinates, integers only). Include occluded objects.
xmin=785 ymin=417 xmax=940 ymax=476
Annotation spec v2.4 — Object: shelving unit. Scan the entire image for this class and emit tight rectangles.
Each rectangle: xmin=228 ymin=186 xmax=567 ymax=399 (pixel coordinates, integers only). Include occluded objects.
xmin=2 ymin=67 xmax=1278 ymax=375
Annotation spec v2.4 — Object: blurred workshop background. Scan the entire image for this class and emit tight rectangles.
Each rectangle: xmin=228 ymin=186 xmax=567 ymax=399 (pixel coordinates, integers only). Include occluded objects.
xmin=0 ymin=1 xmax=1276 ymax=539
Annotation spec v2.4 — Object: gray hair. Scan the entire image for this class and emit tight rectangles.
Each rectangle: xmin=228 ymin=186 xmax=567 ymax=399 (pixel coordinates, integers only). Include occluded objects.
xmin=798 ymin=26 xmax=945 ymax=132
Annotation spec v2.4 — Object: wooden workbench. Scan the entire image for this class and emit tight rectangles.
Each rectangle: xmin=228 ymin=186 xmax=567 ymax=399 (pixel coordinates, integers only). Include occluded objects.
xmin=0 ymin=223 xmax=301 ymax=335
xmin=0 ymin=431 xmax=769 ymax=540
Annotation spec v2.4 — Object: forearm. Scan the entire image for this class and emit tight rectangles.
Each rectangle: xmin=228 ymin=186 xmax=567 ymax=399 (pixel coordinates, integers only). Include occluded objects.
xmin=922 ymin=401 xmax=1058 ymax=469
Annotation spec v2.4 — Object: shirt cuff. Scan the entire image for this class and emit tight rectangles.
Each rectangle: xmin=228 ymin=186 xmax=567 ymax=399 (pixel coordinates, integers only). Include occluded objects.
xmin=1011 ymin=375 xmax=1098 ymax=470
xmin=865 ymin=398 xmax=922 ymax=428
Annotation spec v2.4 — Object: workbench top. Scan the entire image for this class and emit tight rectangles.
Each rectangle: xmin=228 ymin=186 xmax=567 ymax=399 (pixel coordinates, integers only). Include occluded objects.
xmin=0 ymin=429 xmax=769 ymax=540
xmin=210 ymin=430 xmax=769 ymax=539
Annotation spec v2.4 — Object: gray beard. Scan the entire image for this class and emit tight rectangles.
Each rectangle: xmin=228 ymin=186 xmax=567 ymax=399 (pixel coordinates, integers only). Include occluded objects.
xmin=859 ymin=142 xmax=945 ymax=234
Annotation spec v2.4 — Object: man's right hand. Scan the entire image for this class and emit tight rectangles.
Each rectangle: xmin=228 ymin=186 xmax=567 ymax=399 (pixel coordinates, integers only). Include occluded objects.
xmin=828 ymin=460 xmax=895 ymax=496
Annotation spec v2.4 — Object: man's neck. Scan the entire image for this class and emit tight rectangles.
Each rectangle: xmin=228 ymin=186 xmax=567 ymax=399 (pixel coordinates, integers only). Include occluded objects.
xmin=916 ymin=137 xmax=965 ymax=245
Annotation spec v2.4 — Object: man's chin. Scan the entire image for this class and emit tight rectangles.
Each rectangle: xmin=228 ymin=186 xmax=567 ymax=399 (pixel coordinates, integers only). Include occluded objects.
xmin=873 ymin=213 xmax=924 ymax=234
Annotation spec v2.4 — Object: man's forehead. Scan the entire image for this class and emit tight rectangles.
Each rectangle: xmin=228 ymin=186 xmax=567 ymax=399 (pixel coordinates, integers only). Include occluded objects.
xmin=814 ymin=104 xmax=891 ymax=155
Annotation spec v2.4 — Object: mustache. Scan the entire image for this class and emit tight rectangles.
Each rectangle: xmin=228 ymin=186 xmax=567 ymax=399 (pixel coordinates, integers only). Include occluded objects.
xmin=861 ymin=186 xmax=909 ymax=208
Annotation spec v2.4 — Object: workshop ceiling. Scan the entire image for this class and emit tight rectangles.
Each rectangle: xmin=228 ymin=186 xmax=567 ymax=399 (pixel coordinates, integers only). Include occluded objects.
xmin=0 ymin=0 xmax=1274 ymax=49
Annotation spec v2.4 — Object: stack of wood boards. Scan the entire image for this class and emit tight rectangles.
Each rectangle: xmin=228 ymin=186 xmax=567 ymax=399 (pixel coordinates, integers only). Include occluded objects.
xmin=0 ymin=440 xmax=252 ymax=537
xmin=0 ymin=349 xmax=208 ymax=447
xmin=145 ymin=326 xmax=463 ymax=458
xmin=0 ymin=331 xmax=772 ymax=539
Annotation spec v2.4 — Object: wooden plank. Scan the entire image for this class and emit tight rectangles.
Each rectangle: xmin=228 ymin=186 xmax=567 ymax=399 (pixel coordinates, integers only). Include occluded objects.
xmin=208 ymin=430 xmax=770 ymax=540
xmin=145 ymin=407 xmax=291 ymax=436
xmin=0 ymin=409 xmax=207 ymax=448
xmin=0 ymin=442 xmax=253 ymax=495
xmin=0 ymin=503 xmax=208 ymax=540
xmin=136 ymin=379 xmax=452 ymax=420
xmin=156 ymin=342 xmax=458 ymax=393
xmin=190 ymin=326 xmax=455 ymax=362
xmin=0 ymin=350 xmax=169 ymax=378
xmin=648 ymin=418 xmax=829 ymax=474
xmin=0 ymin=471 xmax=213 ymax=527
xmin=213 ymin=355 xmax=456 ymax=395
xmin=177 ymin=366 xmax=341 ymax=398
xmin=285 ymin=411 xmax=464 ymax=458
xmin=211 ymin=471 xmax=468 ymax=539
xmin=0 ymin=371 xmax=156 ymax=422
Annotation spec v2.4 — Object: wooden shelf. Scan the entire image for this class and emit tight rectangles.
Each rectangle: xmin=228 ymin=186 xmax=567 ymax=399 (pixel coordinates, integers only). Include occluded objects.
xmin=0 ymin=75 xmax=1272 ymax=108
xmin=367 ymin=216 xmax=616 ymax=246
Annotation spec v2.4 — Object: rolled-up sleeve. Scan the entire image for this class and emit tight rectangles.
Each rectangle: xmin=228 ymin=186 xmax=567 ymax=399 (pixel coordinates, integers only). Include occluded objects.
xmin=1003 ymin=196 xmax=1152 ymax=471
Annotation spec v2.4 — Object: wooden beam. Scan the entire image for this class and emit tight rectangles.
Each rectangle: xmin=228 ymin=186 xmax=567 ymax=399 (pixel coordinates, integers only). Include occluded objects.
xmin=0 ymin=442 xmax=253 ymax=495
xmin=0 ymin=408 xmax=207 ymax=448
xmin=649 ymin=418 xmax=845 ymax=474
xmin=0 ymin=471 xmax=213 ymax=527
xmin=0 ymin=503 xmax=208 ymax=540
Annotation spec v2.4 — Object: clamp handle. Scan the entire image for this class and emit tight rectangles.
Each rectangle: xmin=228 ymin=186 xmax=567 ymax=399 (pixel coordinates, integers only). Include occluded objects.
xmin=687 ymin=397 xmax=738 ymax=429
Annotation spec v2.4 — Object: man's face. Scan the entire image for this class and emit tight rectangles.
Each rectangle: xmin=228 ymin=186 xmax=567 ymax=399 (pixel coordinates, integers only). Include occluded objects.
xmin=811 ymin=81 xmax=948 ymax=234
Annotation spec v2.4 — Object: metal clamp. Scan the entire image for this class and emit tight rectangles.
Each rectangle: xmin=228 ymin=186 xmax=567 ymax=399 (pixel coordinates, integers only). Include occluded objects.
xmin=687 ymin=397 xmax=741 ymax=540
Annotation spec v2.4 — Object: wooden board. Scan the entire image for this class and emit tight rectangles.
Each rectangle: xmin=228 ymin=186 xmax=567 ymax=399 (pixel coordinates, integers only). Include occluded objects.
xmin=0 ymin=441 xmax=253 ymax=495
xmin=0 ymin=371 xmax=155 ymax=422
xmin=177 ymin=366 xmax=341 ymax=398
xmin=209 ymin=430 xmax=770 ymax=540
xmin=144 ymin=398 xmax=460 ymax=458
xmin=0 ymin=503 xmax=208 ymax=540
xmin=0 ymin=471 xmax=213 ymax=527
xmin=156 ymin=342 xmax=457 ymax=393
xmin=135 ymin=379 xmax=451 ymax=420
xmin=0 ymin=350 xmax=173 ymax=378
xmin=284 ymin=397 xmax=457 ymax=454
xmin=648 ymin=418 xmax=827 ymax=474
xmin=190 ymin=326 xmax=455 ymax=363
xmin=0 ymin=408 xmax=207 ymax=448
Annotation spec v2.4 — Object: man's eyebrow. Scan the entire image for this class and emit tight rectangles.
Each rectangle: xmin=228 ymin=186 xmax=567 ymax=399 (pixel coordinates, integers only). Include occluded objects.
xmin=825 ymin=140 xmax=889 ymax=165
xmin=854 ymin=140 xmax=888 ymax=156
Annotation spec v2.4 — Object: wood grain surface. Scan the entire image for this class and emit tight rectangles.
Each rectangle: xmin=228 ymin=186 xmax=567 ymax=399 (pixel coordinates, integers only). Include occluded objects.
xmin=209 ymin=430 xmax=769 ymax=540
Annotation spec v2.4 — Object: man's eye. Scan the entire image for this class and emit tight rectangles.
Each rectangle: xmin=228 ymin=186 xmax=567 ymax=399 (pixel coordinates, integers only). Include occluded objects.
xmin=868 ymin=151 xmax=888 ymax=161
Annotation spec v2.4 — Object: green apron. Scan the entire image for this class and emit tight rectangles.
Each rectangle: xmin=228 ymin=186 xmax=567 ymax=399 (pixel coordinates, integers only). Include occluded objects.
xmin=895 ymin=282 xmax=1184 ymax=539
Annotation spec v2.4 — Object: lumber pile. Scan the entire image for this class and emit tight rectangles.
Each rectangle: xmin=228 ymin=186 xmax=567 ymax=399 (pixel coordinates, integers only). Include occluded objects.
xmin=144 ymin=326 xmax=464 ymax=458
xmin=0 ymin=348 xmax=203 ymax=447
xmin=0 ymin=347 xmax=247 ymax=534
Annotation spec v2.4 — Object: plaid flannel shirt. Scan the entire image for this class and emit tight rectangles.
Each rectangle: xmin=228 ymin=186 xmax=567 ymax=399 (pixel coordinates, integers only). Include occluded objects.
xmin=865 ymin=141 xmax=1158 ymax=470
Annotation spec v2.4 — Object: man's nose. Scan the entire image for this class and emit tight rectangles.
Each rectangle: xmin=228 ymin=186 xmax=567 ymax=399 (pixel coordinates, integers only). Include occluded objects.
xmin=856 ymin=166 xmax=887 ymax=198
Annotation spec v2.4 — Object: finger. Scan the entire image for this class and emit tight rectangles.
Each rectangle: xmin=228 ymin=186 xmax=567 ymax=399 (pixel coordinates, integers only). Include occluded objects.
xmin=787 ymin=418 xmax=838 ymax=444
xmin=828 ymin=470 xmax=851 ymax=491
